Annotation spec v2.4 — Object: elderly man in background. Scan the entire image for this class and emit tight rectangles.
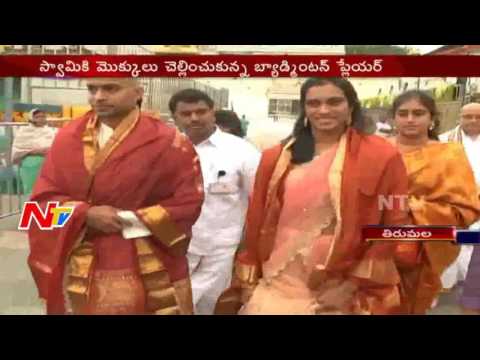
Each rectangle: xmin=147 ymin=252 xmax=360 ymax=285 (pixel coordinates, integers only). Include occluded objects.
xmin=11 ymin=109 xmax=58 ymax=194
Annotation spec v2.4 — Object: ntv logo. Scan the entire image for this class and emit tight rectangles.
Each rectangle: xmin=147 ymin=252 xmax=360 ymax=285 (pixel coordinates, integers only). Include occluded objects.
xmin=18 ymin=202 xmax=74 ymax=230
xmin=378 ymin=195 xmax=423 ymax=212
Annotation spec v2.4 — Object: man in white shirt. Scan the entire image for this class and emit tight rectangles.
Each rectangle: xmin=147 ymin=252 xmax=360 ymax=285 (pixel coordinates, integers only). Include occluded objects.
xmin=170 ymin=89 xmax=261 ymax=315
xmin=439 ymin=102 xmax=480 ymax=290
xmin=11 ymin=109 xmax=58 ymax=194
xmin=374 ymin=118 xmax=393 ymax=137
xmin=440 ymin=103 xmax=480 ymax=186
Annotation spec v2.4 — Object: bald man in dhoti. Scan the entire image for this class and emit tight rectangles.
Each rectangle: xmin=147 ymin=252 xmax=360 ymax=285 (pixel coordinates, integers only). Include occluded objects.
xmin=27 ymin=78 xmax=204 ymax=315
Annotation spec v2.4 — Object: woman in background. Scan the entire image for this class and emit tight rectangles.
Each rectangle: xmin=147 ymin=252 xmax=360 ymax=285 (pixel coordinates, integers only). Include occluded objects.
xmin=216 ymin=78 xmax=411 ymax=315
xmin=389 ymin=90 xmax=480 ymax=314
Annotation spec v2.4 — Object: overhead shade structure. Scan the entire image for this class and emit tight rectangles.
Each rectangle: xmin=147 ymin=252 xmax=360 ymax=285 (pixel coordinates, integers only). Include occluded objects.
xmin=216 ymin=45 xmax=345 ymax=54
xmin=43 ymin=45 xmax=65 ymax=51
xmin=82 ymin=45 xmax=108 ymax=54
xmin=146 ymin=45 xmax=199 ymax=54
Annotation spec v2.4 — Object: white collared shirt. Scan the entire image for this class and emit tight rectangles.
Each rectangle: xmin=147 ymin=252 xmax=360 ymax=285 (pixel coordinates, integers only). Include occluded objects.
xmin=462 ymin=131 xmax=480 ymax=187
xmin=440 ymin=128 xmax=480 ymax=186
xmin=98 ymin=122 xmax=114 ymax=149
xmin=189 ymin=127 xmax=261 ymax=255
xmin=11 ymin=124 xmax=58 ymax=164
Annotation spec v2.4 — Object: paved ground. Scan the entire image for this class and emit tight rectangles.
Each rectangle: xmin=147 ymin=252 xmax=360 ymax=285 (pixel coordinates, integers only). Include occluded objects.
xmin=0 ymin=214 xmax=44 ymax=315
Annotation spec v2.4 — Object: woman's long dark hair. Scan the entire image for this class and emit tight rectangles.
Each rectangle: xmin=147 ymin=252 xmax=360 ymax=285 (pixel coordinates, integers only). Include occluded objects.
xmin=289 ymin=78 xmax=364 ymax=164
xmin=391 ymin=90 xmax=439 ymax=140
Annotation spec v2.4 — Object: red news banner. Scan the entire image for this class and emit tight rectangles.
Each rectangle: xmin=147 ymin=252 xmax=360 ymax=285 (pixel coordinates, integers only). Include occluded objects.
xmin=1 ymin=55 xmax=480 ymax=78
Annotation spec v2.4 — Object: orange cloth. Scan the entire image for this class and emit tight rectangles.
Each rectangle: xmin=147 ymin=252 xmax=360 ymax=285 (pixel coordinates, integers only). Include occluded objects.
xmin=83 ymin=269 xmax=146 ymax=315
xmin=217 ymin=129 xmax=412 ymax=315
xmin=395 ymin=143 xmax=480 ymax=314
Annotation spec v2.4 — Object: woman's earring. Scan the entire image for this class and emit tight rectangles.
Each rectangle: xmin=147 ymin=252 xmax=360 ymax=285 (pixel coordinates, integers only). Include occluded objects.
xmin=304 ymin=117 xmax=309 ymax=128
xmin=429 ymin=123 xmax=435 ymax=131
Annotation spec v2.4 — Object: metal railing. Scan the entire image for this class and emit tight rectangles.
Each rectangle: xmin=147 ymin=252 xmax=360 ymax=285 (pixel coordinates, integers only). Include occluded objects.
xmin=0 ymin=122 xmax=29 ymax=219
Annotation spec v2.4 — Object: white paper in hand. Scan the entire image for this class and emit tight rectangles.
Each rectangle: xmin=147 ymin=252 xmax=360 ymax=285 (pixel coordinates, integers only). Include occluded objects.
xmin=117 ymin=211 xmax=152 ymax=239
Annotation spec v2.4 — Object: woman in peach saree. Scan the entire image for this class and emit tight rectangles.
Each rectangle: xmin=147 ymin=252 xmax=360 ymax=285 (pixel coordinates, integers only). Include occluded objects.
xmin=239 ymin=144 xmax=340 ymax=314
xmin=216 ymin=78 xmax=411 ymax=315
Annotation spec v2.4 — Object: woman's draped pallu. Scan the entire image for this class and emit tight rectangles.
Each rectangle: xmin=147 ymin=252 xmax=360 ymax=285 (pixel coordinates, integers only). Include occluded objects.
xmin=239 ymin=144 xmax=338 ymax=314
xmin=395 ymin=143 xmax=480 ymax=314
xmin=216 ymin=128 xmax=412 ymax=315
